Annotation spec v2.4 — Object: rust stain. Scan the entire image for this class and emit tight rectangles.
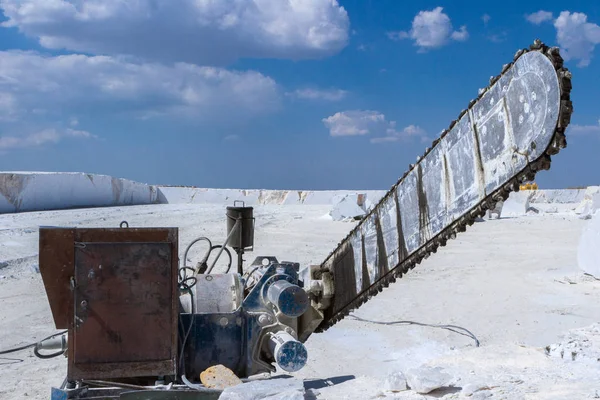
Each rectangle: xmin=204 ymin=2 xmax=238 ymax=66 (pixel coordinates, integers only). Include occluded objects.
xmin=360 ymin=234 xmax=370 ymax=291
xmin=374 ymin=213 xmax=389 ymax=278
xmin=0 ymin=173 xmax=30 ymax=212
xmin=394 ymin=189 xmax=409 ymax=262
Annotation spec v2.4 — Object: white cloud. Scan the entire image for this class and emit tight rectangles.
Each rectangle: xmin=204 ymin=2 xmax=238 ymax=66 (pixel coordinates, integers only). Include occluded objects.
xmin=554 ymin=11 xmax=600 ymax=67
xmin=482 ymin=14 xmax=491 ymax=25
xmin=322 ymin=110 xmax=385 ymax=136
xmin=568 ymin=119 xmax=600 ymax=135
xmin=388 ymin=7 xmax=468 ymax=51
xmin=524 ymin=10 xmax=600 ymax=67
xmin=0 ymin=127 xmax=95 ymax=150
xmin=0 ymin=0 xmax=350 ymax=65
xmin=450 ymin=26 xmax=469 ymax=42
xmin=525 ymin=10 xmax=553 ymax=25
xmin=322 ymin=110 xmax=425 ymax=143
xmin=287 ymin=88 xmax=348 ymax=102
xmin=0 ymin=50 xmax=280 ymax=121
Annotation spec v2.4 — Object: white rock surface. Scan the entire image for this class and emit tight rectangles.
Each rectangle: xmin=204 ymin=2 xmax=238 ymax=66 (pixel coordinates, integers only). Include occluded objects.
xmin=461 ymin=382 xmax=492 ymax=397
xmin=577 ymin=214 xmax=600 ymax=277
xmin=219 ymin=378 xmax=305 ymax=400
xmin=0 ymin=172 xmax=158 ymax=213
xmin=529 ymin=189 xmax=586 ymax=204
xmin=404 ymin=366 xmax=454 ymax=394
xmin=575 ymin=186 xmax=600 ymax=218
xmin=383 ymin=371 xmax=408 ymax=392
xmin=1 ymin=200 xmax=600 ymax=399
xmin=501 ymin=191 xmax=533 ymax=217
xmin=157 ymin=186 xmax=385 ymax=207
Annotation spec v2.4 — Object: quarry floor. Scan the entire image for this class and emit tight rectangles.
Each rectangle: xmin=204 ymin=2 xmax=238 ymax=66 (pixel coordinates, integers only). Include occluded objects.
xmin=0 ymin=204 xmax=599 ymax=399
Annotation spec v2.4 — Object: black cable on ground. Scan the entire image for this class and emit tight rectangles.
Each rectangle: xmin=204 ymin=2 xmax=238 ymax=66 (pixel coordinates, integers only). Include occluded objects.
xmin=33 ymin=344 xmax=65 ymax=359
xmin=0 ymin=342 xmax=36 ymax=355
xmin=348 ymin=314 xmax=480 ymax=347
xmin=0 ymin=357 xmax=24 ymax=365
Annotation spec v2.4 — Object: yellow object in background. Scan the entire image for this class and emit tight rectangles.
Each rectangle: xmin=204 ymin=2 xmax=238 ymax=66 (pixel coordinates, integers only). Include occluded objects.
xmin=519 ymin=182 xmax=539 ymax=190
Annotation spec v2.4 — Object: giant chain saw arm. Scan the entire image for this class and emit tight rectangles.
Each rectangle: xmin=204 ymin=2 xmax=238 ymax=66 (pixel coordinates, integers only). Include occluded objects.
xmin=298 ymin=39 xmax=573 ymax=340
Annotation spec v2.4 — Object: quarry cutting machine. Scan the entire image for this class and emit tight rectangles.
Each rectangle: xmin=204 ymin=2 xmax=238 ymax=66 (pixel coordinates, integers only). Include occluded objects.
xmin=36 ymin=40 xmax=572 ymax=399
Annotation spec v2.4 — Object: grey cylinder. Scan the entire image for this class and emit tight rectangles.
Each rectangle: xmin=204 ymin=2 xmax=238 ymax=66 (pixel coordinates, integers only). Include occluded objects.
xmin=267 ymin=331 xmax=307 ymax=373
xmin=267 ymin=280 xmax=309 ymax=317
xmin=38 ymin=335 xmax=67 ymax=351
xmin=226 ymin=206 xmax=254 ymax=250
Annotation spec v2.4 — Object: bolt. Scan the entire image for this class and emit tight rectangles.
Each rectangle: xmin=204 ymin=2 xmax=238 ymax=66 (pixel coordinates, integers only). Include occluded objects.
xmin=258 ymin=314 xmax=273 ymax=326
xmin=219 ymin=317 xmax=228 ymax=327
xmin=284 ymin=327 xmax=295 ymax=336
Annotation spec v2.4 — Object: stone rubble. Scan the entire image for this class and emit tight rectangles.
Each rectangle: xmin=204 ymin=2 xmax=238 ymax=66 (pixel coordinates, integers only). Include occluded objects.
xmin=218 ymin=377 xmax=305 ymax=400
xmin=545 ymin=323 xmax=600 ymax=364
xmin=383 ymin=371 xmax=408 ymax=392
xmin=329 ymin=193 xmax=367 ymax=221
xmin=404 ymin=366 xmax=454 ymax=394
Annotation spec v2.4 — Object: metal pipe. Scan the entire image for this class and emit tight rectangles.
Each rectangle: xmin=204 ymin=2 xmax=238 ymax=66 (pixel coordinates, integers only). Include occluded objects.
xmin=267 ymin=331 xmax=307 ymax=373
xmin=37 ymin=335 xmax=67 ymax=351
xmin=205 ymin=219 xmax=240 ymax=274
xmin=267 ymin=280 xmax=309 ymax=317
xmin=237 ymin=251 xmax=244 ymax=275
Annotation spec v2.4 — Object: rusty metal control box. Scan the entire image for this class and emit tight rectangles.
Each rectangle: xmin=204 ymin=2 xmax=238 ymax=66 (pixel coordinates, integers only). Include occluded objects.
xmin=39 ymin=227 xmax=179 ymax=381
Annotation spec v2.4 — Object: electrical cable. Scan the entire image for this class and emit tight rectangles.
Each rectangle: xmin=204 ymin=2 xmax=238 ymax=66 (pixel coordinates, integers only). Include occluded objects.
xmin=348 ymin=314 xmax=480 ymax=347
xmin=34 ymin=344 xmax=66 ymax=359
xmin=177 ymin=266 xmax=196 ymax=378
xmin=176 ymin=233 xmax=235 ymax=382
xmin=0 ymin=357 xmax=23 ymax=365
xmin=183 ymin=236 xmax=233 ymax=274
xmin=0 ymin=342 xmax=36 ymax=355
xmin=242 ymin=265 xmax=262 ymax=290
xmin=182 ymin=236 xmax=212 ymax=272
xmin=181 ymin=375 xmax=222 ymax=394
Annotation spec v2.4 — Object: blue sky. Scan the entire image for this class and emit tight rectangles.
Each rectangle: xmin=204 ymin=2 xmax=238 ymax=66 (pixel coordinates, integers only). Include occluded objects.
xmin=0 ymin=1 xmax=598 ymax=190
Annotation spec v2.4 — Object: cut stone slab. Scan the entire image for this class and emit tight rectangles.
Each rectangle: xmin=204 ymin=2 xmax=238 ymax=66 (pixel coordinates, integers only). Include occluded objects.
xmin=575 ymin=186 xmax=600 ymax=217
xmin=329 ymin=194 xmax=366 ymax=221
xmin=501 ymin=191 xmax=533 ymax=217
xmin=577 ymin=214 xmax=600 ymax=278
xmin=218 ymin=377 xmax=305 ymax=400
xmin=405 ymin=366 xmax=454 ymax=394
